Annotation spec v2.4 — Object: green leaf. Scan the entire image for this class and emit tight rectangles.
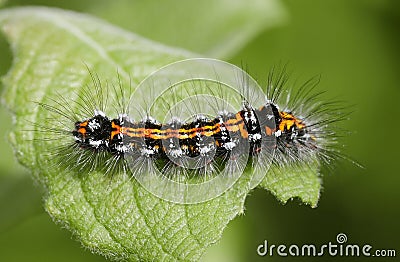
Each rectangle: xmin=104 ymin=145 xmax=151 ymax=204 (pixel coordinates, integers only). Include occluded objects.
xmin=258 ymin=159 xmax=321 ymax=207
xmin=0 ymin=106 xmax=27 ymax=177
xmin=0 ymin=6 xmax=320 ymax=261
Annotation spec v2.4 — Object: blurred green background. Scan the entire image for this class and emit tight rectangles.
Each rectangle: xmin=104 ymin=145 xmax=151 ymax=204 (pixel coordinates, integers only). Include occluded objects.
xmin=0 ymin=0 xmax=399 ymax=261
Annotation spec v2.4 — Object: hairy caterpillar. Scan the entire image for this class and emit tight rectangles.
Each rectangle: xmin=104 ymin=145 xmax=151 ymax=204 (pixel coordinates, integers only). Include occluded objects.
xmin=35 ymin=59 xmax=345 ymax=204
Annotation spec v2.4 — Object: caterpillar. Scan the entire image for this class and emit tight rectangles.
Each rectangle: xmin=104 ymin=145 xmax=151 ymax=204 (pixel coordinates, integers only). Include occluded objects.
xmin=35 ymin=58 xmax=345 ymax=204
